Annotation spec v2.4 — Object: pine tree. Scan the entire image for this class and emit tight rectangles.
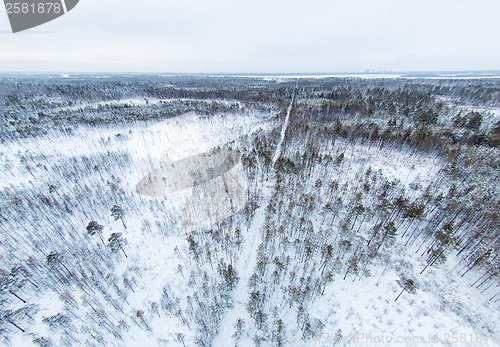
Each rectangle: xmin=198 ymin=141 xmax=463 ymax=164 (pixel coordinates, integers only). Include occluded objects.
xmin=233 ymin=318 xmax=245 ymax=341
xmin=86 ymin=220 xmax=106 ymax=246
xmin=111 ymin=205 xmax=127 ymax=229
xmin=395 ymin=278 xmax=418 ymax=301
xmin=107 ymin=233 xmax=128 ymax=257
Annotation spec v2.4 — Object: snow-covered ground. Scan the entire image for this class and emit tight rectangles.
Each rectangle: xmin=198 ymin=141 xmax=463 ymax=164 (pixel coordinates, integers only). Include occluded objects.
xmin=0 ymin=93 xmax=498 ymax=347
xmin=0 ymin=108 xmax=272 ymax=346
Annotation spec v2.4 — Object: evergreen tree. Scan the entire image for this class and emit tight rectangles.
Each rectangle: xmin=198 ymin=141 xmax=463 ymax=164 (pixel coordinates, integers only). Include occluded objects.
xmin=86 ymin=220 xmax=106 ymax=246
xmin=107 ymin=233 xmax=128 ymax=257
xmin=395 ymin=278 xmax=418 ymax=301
xmin=111 ymin=205 xmax=127 ymax=229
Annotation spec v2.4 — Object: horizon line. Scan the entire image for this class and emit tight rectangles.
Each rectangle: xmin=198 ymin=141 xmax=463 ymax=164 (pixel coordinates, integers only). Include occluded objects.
xmin=1 ymin=69 xmax=500 ymax=76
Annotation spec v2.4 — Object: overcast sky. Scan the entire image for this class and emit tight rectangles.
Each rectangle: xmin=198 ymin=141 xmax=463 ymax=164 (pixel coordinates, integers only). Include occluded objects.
xmin=1 ymin=0 xmax=499 ymax=73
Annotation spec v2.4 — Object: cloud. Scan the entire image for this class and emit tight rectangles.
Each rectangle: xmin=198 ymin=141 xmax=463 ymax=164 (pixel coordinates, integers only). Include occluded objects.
xmin=0 ymin=0 xmax=499 ymax=72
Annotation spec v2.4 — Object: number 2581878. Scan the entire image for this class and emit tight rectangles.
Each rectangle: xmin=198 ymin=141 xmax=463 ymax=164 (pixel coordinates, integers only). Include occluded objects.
xmin=5 ymin=2 xmax=62 ymax=14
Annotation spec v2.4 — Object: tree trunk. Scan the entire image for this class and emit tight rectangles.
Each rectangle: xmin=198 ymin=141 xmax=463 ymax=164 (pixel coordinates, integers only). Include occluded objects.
xmin=8 ymin=320 xmax=25 ymax=333
xmin=10 ymin=290 xmax=26 ymax=303
xmin=489 ymin=291 xmax=500 ymax=302
xmin=118 ymin=240 xmax=128 ymax=257
xmin=343 ymin=265 xmax=351 ymax=280
xmin=97 ymin=232 xmax=106 ymax=247
xmin=395 ymin=288 xmax=405 ymax=301
xmin=120 ymin=217 xmax=127 ymax=229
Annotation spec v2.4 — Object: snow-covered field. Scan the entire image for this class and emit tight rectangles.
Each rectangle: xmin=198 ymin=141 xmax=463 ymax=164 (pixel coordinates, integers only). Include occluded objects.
xmin=0 ymin=109 xmax=273 ymax=346
xmin=0 ymin=79 xmax=498 ymax=347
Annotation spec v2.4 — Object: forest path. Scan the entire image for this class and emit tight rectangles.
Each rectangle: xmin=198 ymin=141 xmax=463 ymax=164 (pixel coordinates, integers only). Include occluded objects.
xmin=213 ymin=86 xmax=297 ymax=346
xmin=272 ymin=82 xmax=297 ymax=164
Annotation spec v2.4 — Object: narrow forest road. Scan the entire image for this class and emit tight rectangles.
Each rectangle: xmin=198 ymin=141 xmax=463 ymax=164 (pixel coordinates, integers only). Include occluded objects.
xmin=273 ymin=83 xmax=297 ymax=164
xmin=212 ymin=86 xmax=296 ymax=346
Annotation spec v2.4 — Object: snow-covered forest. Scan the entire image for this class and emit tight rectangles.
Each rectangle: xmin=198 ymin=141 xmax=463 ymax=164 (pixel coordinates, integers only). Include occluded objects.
xmin=0 ymin=74 xmax=499 ymax=346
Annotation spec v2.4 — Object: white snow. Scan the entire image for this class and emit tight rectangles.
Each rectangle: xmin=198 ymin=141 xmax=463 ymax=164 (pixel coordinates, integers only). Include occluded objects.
xmin=0 ymin=93 xmax=498 ymax=347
